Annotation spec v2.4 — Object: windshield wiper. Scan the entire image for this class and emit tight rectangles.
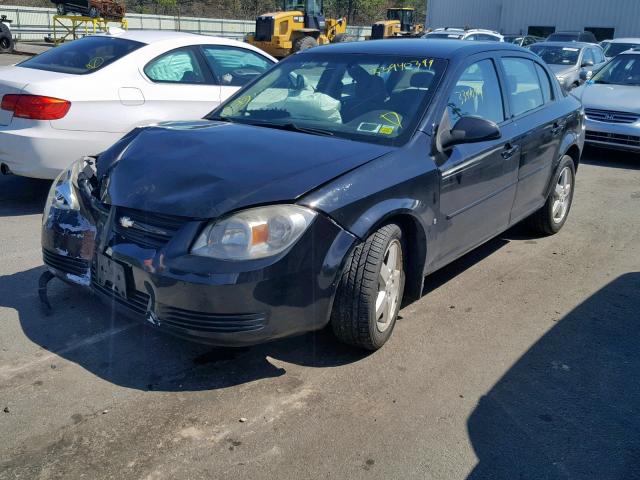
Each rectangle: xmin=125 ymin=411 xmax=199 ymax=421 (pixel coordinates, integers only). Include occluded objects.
xmin=237 ymin=120 xmax=335 ymax=137
xmin=207 ymin=116 xmax=334 ymax=137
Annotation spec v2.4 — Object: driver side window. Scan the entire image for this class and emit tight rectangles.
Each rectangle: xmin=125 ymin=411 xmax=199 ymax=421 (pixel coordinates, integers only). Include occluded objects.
xmin=448 ymin=59 xmax=504 ymax=125
xmin=200 ymin=45 xmax=274 ymax=87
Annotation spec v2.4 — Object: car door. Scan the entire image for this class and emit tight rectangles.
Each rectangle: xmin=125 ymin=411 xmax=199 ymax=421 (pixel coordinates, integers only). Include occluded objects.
xmin=499 ymin=56 xmax=563 ymax=222
xmin=433 ymin=57 xmax=520 ymax=267
xmin=198 ymin=45 xmax=275 ymax=102
xmin=140 ymin=46 xmax=222 ymax=123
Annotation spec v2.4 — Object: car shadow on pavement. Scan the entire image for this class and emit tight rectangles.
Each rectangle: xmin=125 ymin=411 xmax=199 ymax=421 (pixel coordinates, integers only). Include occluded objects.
xmin=466 ymin=273 xmax=640 ymax=480
xmin=0 ymin=265 xmax=368 ymax=393
xmin=581 ymin=146 xmax=640 ymax=171
xmin=0 ymin=175 xmax=50 ymax=217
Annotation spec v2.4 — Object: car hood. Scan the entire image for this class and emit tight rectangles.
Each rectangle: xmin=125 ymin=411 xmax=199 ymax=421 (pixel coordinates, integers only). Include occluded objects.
xmin=97 ymin=121 xmax=393 ymax=219
xmin=576 ymin=83 xmax=640 ymax=114
xmin=547 ymin=64 xmax=578 ymax=76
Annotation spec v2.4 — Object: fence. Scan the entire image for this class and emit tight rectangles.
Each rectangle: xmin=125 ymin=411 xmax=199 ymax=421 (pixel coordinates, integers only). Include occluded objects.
xmin=0 ymin=5 xmax=371 ymax=42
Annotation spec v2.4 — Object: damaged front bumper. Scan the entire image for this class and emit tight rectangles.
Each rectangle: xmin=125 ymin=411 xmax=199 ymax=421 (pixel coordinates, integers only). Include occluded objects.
xmin=41 ymin=176 xmax=356 ymax=346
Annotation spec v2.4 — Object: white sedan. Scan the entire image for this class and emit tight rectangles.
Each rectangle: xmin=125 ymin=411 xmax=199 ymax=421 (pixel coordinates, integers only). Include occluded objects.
xmin=0 ymin=30 xmax=276 ymax=179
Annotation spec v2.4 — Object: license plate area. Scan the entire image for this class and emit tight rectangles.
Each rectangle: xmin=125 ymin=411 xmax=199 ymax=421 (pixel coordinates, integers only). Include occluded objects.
xmin=95 ymin=253 xmax=128 ymax=299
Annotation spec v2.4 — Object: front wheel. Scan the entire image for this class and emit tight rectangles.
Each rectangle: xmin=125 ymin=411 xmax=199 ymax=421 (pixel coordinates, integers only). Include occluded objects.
xmin=528 ymin=155 xmax=576 ymax=235
xmin=331 ymin=223 xmax=405 ymax=350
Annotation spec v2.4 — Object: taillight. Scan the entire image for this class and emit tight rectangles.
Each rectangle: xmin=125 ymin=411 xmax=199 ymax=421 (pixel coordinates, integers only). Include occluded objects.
xmin=1 ymin=94 xmax=71 ymax=120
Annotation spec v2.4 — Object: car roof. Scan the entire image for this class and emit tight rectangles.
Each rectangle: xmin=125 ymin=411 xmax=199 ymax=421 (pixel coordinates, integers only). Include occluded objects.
xmin=431 ymin=28 xmax=500 ymax=35
xmin=533 ymin=41 xmax=595 ymax=49
xmin=96 ymin=29 xmax=243 ymax=47
xmin=608 ymin=38 xmax=640 ymax=43
xmin=307 ymin=38 xmax=523 ymax=58
xmin=91 ymin=29 xmax=276 ymax=60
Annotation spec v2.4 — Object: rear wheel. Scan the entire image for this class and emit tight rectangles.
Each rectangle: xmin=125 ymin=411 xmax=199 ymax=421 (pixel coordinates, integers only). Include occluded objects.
xmin=528 ymin=155 xmax=576 ymax=235
xmin=293 ymin=35 xmax=318 ymax=52
xmin=331 ymin=223 xmax=405 ymax=350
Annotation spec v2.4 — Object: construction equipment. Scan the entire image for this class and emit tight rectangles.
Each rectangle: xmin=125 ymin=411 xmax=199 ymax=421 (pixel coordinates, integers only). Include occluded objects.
xmin=0 ymin=15 xmax=14 ymax=54
xmin=370 ymin=8 xmax=424 ymax=40
xmin=246 ymin=0 xmax=348 ymax=59
xmin=51 ymin=14 xmax=128 ymax=45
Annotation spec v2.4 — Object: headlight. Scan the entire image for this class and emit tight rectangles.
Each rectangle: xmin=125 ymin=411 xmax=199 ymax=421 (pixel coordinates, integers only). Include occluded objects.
xmin=43 ymin=158 xmax=83 ymax=219
xmin=191 ymin=205 xmax=317 ymax=260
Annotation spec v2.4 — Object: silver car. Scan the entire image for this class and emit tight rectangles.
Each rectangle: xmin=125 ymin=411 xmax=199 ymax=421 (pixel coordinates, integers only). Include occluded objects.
xmin=576 ymin=50 xmax=640 ymax=152
xmin=530 ymin=42 xmax=607 ymax=90
xmin=602 ymin=38 xmax=640 ymax=61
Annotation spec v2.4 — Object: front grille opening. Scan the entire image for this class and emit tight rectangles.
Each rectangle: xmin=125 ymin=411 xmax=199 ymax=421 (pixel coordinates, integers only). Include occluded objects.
xmin=114 ymin=207 xmax=189 ymax=250
xmin=586 ymin=130 xmax=640 ymax=147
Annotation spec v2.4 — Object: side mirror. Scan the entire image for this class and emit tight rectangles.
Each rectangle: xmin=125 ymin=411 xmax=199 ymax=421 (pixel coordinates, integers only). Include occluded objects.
xmin=579 ymin=69 xmax=589 ymax=82
xmin=581 ymin=59 xmax=595 ymax=68
xmin=439 ymin=116 xmax=501 ymax=151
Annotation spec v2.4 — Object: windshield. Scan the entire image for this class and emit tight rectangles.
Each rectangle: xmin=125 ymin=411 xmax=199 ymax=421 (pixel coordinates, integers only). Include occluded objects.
xmin=425 ymin=32 xmax=463 ymax=40
xmin=603 ymin=42 xmax=640 ymax=57
xmin=19 ymin=36 xmax=144 ymax=75
xmin=503 ymin=35 xmax=521 ymax=44
xmin=530 ymin=45 xmax=580 ymax=65
xmin=209 ymin=53 xmax=446 ymax=146
xmin=591 ymin=55 xmax=640 ymax=86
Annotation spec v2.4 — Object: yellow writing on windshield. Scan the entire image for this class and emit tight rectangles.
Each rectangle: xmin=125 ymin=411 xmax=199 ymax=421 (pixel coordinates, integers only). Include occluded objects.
xmin=374 ymin=58 xmax=435 ymax=75
xmin=380 ymin=111 xmax=403 ymax=128
xmin=85 ymin=57 xmax=105 ymax=70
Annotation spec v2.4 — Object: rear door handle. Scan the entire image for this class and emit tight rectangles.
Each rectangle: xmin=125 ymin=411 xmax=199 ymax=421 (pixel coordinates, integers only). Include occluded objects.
xmin=501 ymin=143 xmax=520 ymax=159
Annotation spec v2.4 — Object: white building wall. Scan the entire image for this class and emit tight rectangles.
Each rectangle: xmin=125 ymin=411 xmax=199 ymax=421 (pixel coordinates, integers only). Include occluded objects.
xmin=427 ymin=0 xmax=640 ymax=38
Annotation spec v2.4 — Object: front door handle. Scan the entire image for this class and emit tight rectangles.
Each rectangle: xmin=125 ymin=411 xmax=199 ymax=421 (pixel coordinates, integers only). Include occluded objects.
xmin=501 ymin=143 xmax=520 ymax=159
xmin=551 ymin=122 xmax=565 ymax=136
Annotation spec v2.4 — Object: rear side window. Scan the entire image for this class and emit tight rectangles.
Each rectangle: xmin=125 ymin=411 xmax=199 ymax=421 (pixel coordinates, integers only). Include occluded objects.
xmin=501 ymin=57 xmax=544 ymax=117
xmin=19 ymin=36 xmax=144 ymax=75
xmin=534 ymin=63 xmax=553 ymax=103
xmin=448 ymin=59 xmax=504 ymax=124
xmin=200 ymin=45 xmax=273 ymax=87
xmin=144 ymin=47 xmax=207 ymax=84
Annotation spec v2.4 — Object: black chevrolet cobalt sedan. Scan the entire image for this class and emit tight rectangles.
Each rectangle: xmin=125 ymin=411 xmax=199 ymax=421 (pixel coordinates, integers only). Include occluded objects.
xmin=41 ymin=40 xmax=584 ymax=350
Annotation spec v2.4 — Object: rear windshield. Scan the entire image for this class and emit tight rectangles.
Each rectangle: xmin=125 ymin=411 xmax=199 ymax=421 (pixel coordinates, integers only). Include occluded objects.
xmin=547 ymin=34 xmax=579 ymax=42
xmin=19 ymin=36 xmax=144 ymax=75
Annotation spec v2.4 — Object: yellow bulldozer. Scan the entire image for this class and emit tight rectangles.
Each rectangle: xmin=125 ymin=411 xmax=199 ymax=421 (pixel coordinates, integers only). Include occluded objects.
xmin=370 ymin=7 xmax=424 ymax=40
xmin=246 ymin=0 xmax=348 ymax=58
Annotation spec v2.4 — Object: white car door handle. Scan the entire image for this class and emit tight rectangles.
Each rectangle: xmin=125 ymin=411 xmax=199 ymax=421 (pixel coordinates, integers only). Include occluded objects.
xmin=118 ymin=87 xmax=145 ymax=106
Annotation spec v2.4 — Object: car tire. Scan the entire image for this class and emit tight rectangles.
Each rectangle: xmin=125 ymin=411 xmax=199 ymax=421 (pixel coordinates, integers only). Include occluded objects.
xmin=56 ymin=3 xmax=66 ymax=15
xmin=528 ymin=155 xmax=576 ymax=235
xmin=0 ymin=25 xmax=13 ymax=54
xmin=331 ymin=223 xmax=405 ymax=350
xmin=293 ymin=35 xmax=317 ymax=52
xmin=89 ymin=7 xmax=99 ymax=18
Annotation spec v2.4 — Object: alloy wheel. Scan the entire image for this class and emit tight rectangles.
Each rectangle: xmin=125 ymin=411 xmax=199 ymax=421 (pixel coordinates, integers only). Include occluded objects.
xmin=552 ymin=166 xmax=572 ymax=223
xmin=375 ymin=239 xmax=402 ymax=332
